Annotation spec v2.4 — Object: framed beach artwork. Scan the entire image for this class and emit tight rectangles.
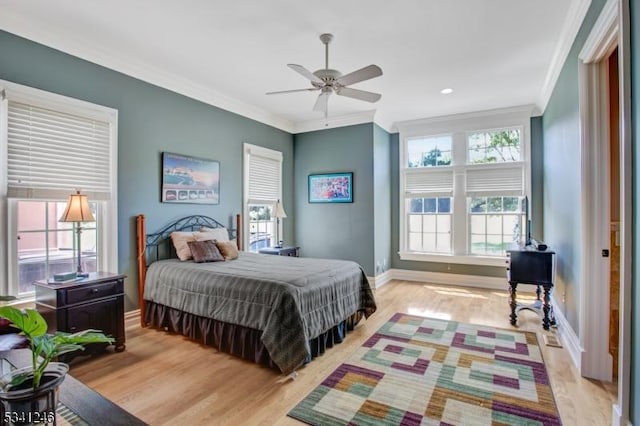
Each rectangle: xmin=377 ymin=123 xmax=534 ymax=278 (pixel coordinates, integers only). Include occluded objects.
xmin=308 ymin=172 xmax=353 ymax=203
xmin=161 ymin=152 xmax=220 ymax=204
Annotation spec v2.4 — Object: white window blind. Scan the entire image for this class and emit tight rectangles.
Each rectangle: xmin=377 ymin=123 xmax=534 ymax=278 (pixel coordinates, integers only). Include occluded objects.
xmin=7 ymin=100 xmax=112 ymax=200
xmin=246 ymin=145 xmax=282 ymax=204
xmin=465 ymin=163 xmax=524 ymax=197
xmin=404 ymin=168 xmax=454 ymax=198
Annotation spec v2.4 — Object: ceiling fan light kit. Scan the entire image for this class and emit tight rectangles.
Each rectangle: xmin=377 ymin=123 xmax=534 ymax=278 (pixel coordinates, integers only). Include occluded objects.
xmin=267 ymin=33 xmax=383 ymax=118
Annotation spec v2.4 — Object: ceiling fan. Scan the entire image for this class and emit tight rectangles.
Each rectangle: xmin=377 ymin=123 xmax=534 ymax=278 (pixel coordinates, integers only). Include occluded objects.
xmin=266 ymin=33 xmax=383 ymax=117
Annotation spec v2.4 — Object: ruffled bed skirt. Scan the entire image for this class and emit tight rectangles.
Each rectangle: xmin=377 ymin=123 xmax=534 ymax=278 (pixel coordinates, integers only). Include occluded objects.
xmin=144 ymin=301 xmax=363 ymax=372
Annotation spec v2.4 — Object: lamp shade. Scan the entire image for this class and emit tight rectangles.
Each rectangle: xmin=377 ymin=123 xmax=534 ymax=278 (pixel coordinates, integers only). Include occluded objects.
xmin=274 ymin=200 xmax=287 ymax=219
xmin=59 ymin=190 xmax=95 ymax=223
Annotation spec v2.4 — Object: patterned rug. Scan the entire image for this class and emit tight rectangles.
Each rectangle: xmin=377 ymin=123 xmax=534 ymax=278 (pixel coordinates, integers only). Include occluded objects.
xmin=288 ymin=313 xmax=562 ymax=425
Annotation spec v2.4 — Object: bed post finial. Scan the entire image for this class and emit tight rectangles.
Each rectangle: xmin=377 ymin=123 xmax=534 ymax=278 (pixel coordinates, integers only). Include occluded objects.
xmin=236 ymin=213 xmax=242 ymax=251
xmin=136 ymin=214 xmax=146 ymax=327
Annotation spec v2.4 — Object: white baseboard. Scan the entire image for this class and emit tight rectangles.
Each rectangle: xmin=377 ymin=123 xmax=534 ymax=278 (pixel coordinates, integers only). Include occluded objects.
xmin=369 ymin=270 xmax=393 ymax=289
xmin=389 ymin=268 xmax=507 ymax=290
xmin=611 ymin=404 xmax=632 ymax=426
xmin=550 ymin=295 xmax=583 ymax=370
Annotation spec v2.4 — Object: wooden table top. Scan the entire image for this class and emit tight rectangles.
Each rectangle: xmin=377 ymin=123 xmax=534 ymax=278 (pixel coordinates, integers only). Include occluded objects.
xmin=1 ymin=350 xmax=147 ymax=426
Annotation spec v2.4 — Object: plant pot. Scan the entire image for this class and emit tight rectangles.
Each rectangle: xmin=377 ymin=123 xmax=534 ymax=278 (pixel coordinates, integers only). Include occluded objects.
xmin=0 ymin=362 xmax=68 ymax=425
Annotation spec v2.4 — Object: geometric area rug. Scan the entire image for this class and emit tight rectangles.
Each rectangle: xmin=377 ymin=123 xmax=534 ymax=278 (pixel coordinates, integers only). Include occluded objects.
xmin=288 ymin=313 xmax=562 ymax=425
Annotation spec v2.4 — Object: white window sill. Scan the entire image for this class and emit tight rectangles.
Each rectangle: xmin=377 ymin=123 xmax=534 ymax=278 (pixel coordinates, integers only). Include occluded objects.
xmin=398 ymin=251 xmax=508 ymax=267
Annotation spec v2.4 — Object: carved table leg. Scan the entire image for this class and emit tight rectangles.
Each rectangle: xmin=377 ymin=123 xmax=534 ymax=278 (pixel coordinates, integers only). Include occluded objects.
xmin=536 ymin=284 xmax=542 ymax=301
xmin=542 ymin=285 xmax=552 ymax=330
xmin=509 ymin=282 xmax=518 ymax=326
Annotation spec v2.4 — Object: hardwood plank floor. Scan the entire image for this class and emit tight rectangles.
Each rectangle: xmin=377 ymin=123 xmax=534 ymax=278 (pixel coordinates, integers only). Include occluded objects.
xmin=70 ymin=281 xmax=617 ymax=425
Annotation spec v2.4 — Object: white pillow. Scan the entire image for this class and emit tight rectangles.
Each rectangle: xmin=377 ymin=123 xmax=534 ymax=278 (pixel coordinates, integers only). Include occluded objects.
xmin=198 ymin=226 xmax=230 ymax=242
xmin=170 ymin=231 xmax=197 ymax=261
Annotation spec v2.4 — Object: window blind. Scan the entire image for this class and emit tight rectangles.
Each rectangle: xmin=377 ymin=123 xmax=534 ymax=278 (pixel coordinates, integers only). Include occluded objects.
xmin=7 ymin=101 xmax=112 ymax=200
xmin=404 ymin=168 xmax=454 ymax=198
xmin=465 ymin=163 xmax=524 ymax=197
xmin=246 ymin=147 xmax=282 ymax=204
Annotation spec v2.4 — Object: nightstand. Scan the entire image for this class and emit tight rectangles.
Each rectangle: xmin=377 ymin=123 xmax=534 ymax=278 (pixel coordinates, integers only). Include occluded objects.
xmin=259 ymin=246 xmax=300 ymax=257
xmin=34 ymin=272 xmax=126 ymax=359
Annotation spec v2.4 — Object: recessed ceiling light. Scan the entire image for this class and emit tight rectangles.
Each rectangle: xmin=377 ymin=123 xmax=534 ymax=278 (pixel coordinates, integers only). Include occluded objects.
xmin=440 ymin=88 xmax=453 ymax=95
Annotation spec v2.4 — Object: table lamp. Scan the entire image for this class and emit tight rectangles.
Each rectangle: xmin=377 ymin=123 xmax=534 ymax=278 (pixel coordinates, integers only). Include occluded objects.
xmin=273 ymin=199 xmax=287 ymax=248
xmin=59 ymin=190 xmax=95 ymax=278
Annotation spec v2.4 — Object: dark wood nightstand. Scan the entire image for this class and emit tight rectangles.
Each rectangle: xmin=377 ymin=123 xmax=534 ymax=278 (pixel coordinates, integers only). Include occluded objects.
xmin=259 ymin=246 xmax=300 ymax=257
xmin=34 ymin=272 xmax=126 ymax=359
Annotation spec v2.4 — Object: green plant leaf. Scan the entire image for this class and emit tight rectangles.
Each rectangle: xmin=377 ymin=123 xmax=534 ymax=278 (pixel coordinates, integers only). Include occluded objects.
xmin=0 ymin=307 xmax=48 ymax=338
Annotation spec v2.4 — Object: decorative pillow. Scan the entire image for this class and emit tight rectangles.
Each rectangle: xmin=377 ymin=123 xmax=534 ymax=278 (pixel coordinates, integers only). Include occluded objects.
xmin=170 ymin=231 xmax=197 ymax=261
xmin=187 ymin=240 xmax=225 ymax=263
xmin=198 ymin=227 xmax=230 ymax=242
xmin=214 ymin=240 xmax=239 ymax=260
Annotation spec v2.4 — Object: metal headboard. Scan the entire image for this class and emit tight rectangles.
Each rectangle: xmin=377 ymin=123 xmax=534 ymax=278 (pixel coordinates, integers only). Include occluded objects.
xmin=143 ymin=215 xmax=234 ymax=267
xmin=136 ymin=213 xmax=242 ymax=327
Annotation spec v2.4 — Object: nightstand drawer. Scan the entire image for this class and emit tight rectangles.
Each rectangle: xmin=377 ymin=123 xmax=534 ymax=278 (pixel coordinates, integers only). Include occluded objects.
xmin=66 ymin=281 xmax=121 ymax=305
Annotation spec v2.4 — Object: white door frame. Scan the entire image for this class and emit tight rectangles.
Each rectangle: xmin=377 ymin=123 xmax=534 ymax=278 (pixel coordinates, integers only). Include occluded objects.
xmin=577 ymin=0 xmax=631 ymax=424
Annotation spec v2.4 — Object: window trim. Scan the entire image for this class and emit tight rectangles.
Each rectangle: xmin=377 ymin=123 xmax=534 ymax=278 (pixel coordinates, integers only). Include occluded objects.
xmin=242 ymin=143 xmax=283 ymax=251
xmin=397 ymin=106 xmax=533 ymax=266
xmin=0 ymin=81 xmax=118 ymax=297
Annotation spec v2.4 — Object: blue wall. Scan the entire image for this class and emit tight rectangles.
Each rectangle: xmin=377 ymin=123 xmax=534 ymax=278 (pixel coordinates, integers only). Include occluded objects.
xmin=541 ymin=0 xmax=606 ymax=333
xmin=373 ymin=124 xmax=392 ymax=275
xmin=631 ymin=0 xmax=639 ymax=420
xmin=293 ymin=124 xmax=376 ymax=275
xmin=0 ymin=30 xmax=294 ymax=310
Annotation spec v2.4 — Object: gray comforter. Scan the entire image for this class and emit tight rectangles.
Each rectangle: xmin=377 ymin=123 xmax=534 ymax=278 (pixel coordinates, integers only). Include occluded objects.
xmin=144 ymin=252 xmax=376 ymax=374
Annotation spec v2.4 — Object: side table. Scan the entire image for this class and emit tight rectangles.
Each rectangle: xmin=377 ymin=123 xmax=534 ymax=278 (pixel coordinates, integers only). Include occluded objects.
xmin=34 ymin=272 xmax=126 ymax=358
xmin=506 ymin=247 xmax=556 ymax=330
xmin=259 ymin=246 xmax=300 ymax=257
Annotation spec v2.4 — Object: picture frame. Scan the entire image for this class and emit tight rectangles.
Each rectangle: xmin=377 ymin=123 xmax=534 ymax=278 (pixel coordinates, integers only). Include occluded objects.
xmin=161 ymin=152 xmax=220 ymax=204
xmin=308 ymin=172 xmax=353 ymax=203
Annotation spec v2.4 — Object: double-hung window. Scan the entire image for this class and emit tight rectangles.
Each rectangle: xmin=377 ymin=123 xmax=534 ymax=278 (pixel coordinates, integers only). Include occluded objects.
xmin=243 ymin=143 xmax=283 ymax=252
xmin=0 ymin=81 xmax=118 ymax=297
xmin=399 ymin=108 xmax=530 ymax=266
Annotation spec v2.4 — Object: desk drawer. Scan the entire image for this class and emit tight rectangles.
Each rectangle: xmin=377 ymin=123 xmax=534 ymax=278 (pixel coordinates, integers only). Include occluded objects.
xmin=66 ymin=281 xmax=121 ymax=305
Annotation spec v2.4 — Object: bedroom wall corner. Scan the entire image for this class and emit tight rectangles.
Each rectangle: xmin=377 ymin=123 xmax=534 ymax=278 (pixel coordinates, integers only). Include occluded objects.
xmin=0 ymin=30 xmax=295 ymax=311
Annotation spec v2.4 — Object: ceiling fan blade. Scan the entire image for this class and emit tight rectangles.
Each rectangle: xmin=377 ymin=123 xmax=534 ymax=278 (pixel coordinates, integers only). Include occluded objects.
xmin=335 ymin=87 xmax=381 ymax=103
xmin=336 ymin=64 xmax=382 ymax=87
xmin=313 ymin=91 xmax=330 ymax=113
xmin=288 ymin=64 xmax=324 ymax=85
xmin=266 ymin=88 xmax=319 ymax=95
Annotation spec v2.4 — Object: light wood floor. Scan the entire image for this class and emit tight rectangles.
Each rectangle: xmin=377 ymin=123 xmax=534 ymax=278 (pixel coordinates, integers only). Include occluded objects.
xmin=70 ymin=281 xmax=617 ymax=425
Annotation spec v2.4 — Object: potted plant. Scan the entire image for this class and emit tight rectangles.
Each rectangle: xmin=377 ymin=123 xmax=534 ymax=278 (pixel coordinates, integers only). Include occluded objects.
xmin=0 ymin=306 xmax=113 ymax=422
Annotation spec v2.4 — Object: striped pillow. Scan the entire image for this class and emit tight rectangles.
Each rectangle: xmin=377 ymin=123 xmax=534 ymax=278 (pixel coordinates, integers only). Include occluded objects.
xmin=187 ymin=240 xmax=225 ymax=263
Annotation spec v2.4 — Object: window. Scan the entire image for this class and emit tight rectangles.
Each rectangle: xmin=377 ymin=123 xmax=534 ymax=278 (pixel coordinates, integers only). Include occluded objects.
xmin=1 ymin=81 xmax=118 ymax=296
xmin=243 ymin=144 xmax=283 ymax=252
xmin=398 ymin=108 xmax=530 ymax=265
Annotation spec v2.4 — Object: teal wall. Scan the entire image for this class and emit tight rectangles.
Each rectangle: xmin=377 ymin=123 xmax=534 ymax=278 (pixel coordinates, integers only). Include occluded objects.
xmin=293 ymin=124 xmax=376 ymax=275
xmin=541 ymin=0 xmax=606 ymax=333
xmin=373 ymin=124 xmax=391 ymax=275
xmin=0 ymin=31 xmax=294 ymax=310
xmin=530 ymin=116 xmax=544 ymax=237
xmin=631 ymin=0 xmax=639 ymax=420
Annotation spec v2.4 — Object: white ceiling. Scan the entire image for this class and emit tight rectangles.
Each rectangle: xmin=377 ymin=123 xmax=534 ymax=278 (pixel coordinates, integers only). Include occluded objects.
xmin=0 ymin=0 xmax=578 ymax=133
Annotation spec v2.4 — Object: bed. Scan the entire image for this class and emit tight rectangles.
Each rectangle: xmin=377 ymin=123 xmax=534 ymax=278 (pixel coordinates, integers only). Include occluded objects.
xmin=136 ymin=214 xmax=376 ymax=374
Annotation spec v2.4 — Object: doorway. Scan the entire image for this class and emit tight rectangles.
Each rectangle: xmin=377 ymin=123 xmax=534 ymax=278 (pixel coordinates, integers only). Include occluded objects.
xmin=607 ymin=47 xmax=620 ymax=382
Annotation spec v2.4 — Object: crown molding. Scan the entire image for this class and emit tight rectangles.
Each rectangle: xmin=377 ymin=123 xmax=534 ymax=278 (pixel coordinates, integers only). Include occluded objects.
xmin=537 ymin=0 xmax=592 ymax=113
xmin=0 ymin=13 xmax=295 ymax=133
xmin=579 ymin=0 xmax=618 ymax=63
xmin=292 ymin=110 xmax=377 ymax=134
xmin=394 ymin=104 xmax=537 ymax=133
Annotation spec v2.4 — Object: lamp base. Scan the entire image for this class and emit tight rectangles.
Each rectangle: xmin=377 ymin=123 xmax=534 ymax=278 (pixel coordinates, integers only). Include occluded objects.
xmin=76 ymin=272 xmax=90 ymax=278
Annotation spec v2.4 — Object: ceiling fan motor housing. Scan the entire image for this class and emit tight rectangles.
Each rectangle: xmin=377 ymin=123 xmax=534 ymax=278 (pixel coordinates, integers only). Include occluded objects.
xmin=312 ymin=69 xmax=343 ymax=88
